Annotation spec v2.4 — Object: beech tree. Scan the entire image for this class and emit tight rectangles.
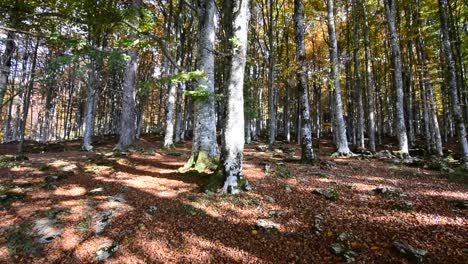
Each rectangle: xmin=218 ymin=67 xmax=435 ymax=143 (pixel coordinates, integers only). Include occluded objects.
xmin=183 ymin=0 xmax=219 ymax=171
xmin=326 ymin=0 xmax=351 ymax=155
xmin=293 ymin=0 xmax=315 ymax=162
xmin=384 ymin=0 xmax=409 ymax=154
xmin=219 ymin=0 xmax=250 ymax=194
xmin=438 ymin=0 xmax=468 ymax=162
xmin=116 ymin=0 xmax=141 ymax=150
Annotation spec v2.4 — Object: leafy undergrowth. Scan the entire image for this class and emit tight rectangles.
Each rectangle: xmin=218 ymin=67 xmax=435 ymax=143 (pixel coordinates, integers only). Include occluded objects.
xmin=0 ymin=136 xmax=466 ymax=263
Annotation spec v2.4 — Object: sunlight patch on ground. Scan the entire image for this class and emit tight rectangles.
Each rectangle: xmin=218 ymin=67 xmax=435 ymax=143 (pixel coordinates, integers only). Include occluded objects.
xmin=53 ymin=185 xmax=87 ymax=197
xmin=368 ymin=211 xmax=466 ymax=227
xmin=416 ymin=190 xmax=468 ymax=200
xmin=352 ymin=182 xmax=379 ymax=191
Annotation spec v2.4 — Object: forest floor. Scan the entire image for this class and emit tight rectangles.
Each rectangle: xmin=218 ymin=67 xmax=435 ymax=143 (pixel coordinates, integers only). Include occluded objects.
xmin=0 ymin=135 xmax=467 ymax=263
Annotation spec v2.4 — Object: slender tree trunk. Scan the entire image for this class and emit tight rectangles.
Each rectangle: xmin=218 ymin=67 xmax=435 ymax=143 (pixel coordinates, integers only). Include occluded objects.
xmin=362 ymin=1 xmax=376 ymax=152
xmin=327 ymin=0 xmax=351 ymax=155
xmin=82 ymin=59 xmax=101 ymax=151
xmin=352 ymin=0 xmax=365 ymax=150
xmin=0 ymin=31 xmax=15 ymax=118
xmin=267 ymin=0 xmax=276 ymax=147
xmin=220 ymin=0 xmax=249 ymax=194
xmin=294 ymin=0 xmax=315 ymax=162
xmin=438 ymin=0 xmax=468 ymax=160
xmin=17 ymin=40 xmax=39 ymax=155
xmin=384 ymin=0 xmax=409 ymax=154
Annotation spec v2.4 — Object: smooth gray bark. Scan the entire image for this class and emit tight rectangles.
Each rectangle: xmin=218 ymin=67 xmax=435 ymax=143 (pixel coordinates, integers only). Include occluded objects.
xmin=185 ymin=0 xmax=219 ymax=169
xmin=267 ymin=0 xmax=276 ymax=147
xmin=352 ymin=0 xmax=365 ymax=150
xmin=294 ymin=0 xmax=315 ymax=162
xmin=438 ymin=0 xmax=468 ymax=160
xmin=362 ymin=1 xmax=376 ymax=152
xmin=163 ymin=80 xmax=177 ymax=148
xmin=116 ymin=0 xmax=141 ymax=150
xmin=220 ymin=0 xmax=249 ymax=194
xmin=82 ymin=59 xmax=101 ymax=151
xmin=384 ymin=0 xmax=409 ymax=154
xmin=326 ymin=0 xmax=351 ymax=155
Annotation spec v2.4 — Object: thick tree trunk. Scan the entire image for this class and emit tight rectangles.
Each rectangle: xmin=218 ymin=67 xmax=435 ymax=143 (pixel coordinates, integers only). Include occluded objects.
xmin=438 ymin=0 xmax=468 ymax=160
xmin=294 ymin=0 xmax=315 ymax=162
xmin=326 ymin=0 xmax=351 ymax=155
xmin=116 ymin=47 xmax=138 ymax=150
xmin=184 ymin=0 xmax=219 ymax=171
xmin=384 ymin=0 xmax=409 ymax=154
xmin=220 ymin=0 xmax=249 ymax=194
xmin=116 ymin=0 xmax=140 ymax=150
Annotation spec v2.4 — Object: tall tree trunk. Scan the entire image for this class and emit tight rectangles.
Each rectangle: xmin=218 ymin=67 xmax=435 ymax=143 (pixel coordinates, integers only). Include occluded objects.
xmin=219 ymin=0 xmax=249 ymax=194
xmin=82 ymin=59 xmax=101 ymax=151
xmin=352 ymin=0 xmax=365 ymax=150
xmin=183 ymin=0 xmax=219 ymax=171
xmin=294 ymin=0 xmax=315 ymax=162
xmin=384 ymin=0 xmax=409 ymax=154
xmin=0 ymin=31 xmax=15 ymax=118
xmin=326 ymin=0 xmax=351 ymax=155
xmin=17 ymin=40 xmax=39 ymax=155
xmin=362 ymin=1 xmax=376 ymax=152
xmin=116 ymin=0 xmax=140 ymax=150
xmin=438 ymin=0 xmax=468 ymax=161
xmin=267 ymin=0 xmax=276 ymax=147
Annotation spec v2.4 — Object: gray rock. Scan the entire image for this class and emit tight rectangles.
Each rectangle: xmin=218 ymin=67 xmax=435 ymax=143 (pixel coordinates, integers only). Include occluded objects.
xmin=330 ymin=243 xmax=359 ymax=263
xmin=393 ymin=241 xmax=428 ymax=264
xmin=87 ymin=187 xmax=104 ymax=195
xmin=338 ymin=232 xmax=352 ymax=242
xmin=314 ymin=214 xmax=324 ymax=234
xmin=33 ymin=218 xmax=63 ymax=243
xmin=375 ymin=150 xmax=395 ymax=160
xmin=95 ymin=240 xmax=119 ymax=261
xmin=313 ymin=188 xmax=339 ymax=201
xmin=373 ymin=186 xmax=403 ymax=197
xmin=44 ymin=175 xmax=59 ymax=184
xmin=148 ymin=205 xmax=158 ymax=214
xmin=94 ymin=209 xmax=115 ymax=234
xmin=285 ymin=185 xmax=292 ymax=193
xmin=61 ymin=164 xmax=77 ymax=172
xmin=254 ymin=219 xmax=279 ymax=232
xmin=268 ymin=210 xmax=284 ymax=218
xmin=256 ymin=145 xmax=268 ymax=152
xmin=264 ymin=195 xmax=275 ymax=203
xmin=330 ymin=243 xmax=347 ymax=255
xmin=108 ymin=193 xmax=126 ymax=203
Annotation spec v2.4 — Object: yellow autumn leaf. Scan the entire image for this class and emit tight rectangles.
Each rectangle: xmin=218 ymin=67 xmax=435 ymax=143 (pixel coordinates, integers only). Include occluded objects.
xmin=252 ymin=230 xmax=258 ymax=235
xmin=371 ymin=246 xmax=380 ymax=250
xmin=327 ymin=231 xmax=333 ymax=237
